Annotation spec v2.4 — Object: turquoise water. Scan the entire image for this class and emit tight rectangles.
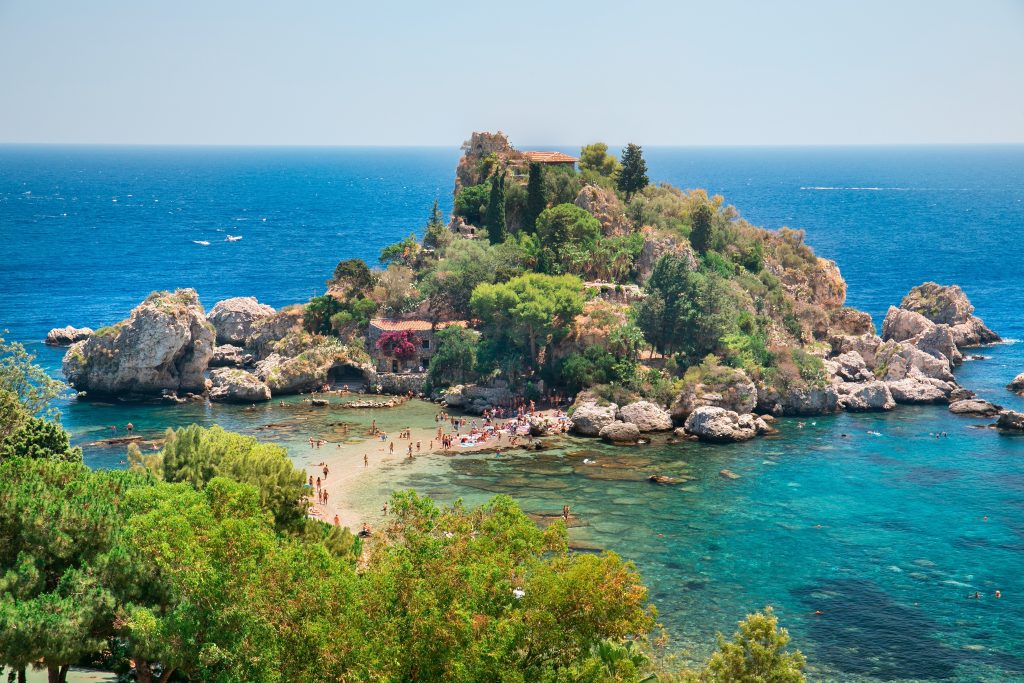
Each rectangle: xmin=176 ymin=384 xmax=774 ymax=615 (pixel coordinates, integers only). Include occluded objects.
xmin=3 ymin=145 xmax=1024 ymax=680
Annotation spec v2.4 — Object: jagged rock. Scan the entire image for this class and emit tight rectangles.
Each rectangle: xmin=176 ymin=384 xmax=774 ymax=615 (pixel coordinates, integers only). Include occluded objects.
xmin=528 ymin=415 xmax=558 ymax=437
xmin=570 ymin=397 xmax=619 ymax=437
xmin=833 ymin=351 xmax=873 ymax=383
xmin=831 ymin=334 xmax=884 ymax=367
xmin=1007 ymin=373 xmax=1024 ymax=397
xmin=62 ymin=289 xmax=214 ymax=396
xmin=949 ymin=386 xmax=976 ymax=403
xmin=757 ymin=385 xmax=840 ymax=417
xmin=209 ymin=368 xmax=271 ymax=403
xmin=880 ymin=306 xmax=963 ymax=366
xmin=838 ymin=381 xmax=896 ymax=412
xmin=671 ymin=367 xmax=757 ymax=421
xmin=599 ymin=421 xmax=641 ymax=444
xmin=996 ymin=410 xmax=1024 ymax=432
xmin=209 ymin=344 xmax=252 ymax=368
xmin=683 ymin=406 xmax=766 ymax=443
xmin=829 ymin=307 xmax=874 ymax=337
xmin=206 ymin=297 xmax=275 ymax=346
xmin=898 ymin=282 xmax=999 ymax=347
xmin=881 ymin=306 xmax=933 ymax=342
xmin=252 ymin=340 xmax=369 ymax=395
xmin=618 ymin=401 xmax=673 ymax=432
xmin=886 ymin=378 xmax=952 ymax=404
xmin=873 ymin=341 xmax=954 ymax=383
xmin=949 ymin=399 xmax=1002 ymax=417
xmin=913 ymin=325 xmax=963 ymax=366
xmin=575 ymin=185 xmax=631 ymax=236
xmin=310 ymin=398 xmax=329 ymax=407
xmin=45 ymin=326 xmax=93 ymax=346
xmin=246 ymin=306 xmax=304 ymax=359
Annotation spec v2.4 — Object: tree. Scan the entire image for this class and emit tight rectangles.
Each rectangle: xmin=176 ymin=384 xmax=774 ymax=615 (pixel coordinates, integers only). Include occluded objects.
xmin=303 ymin=295 xmax=344 ymax=335
xmin=428 ymin=326 xmax=479 ymax=387
xmin=379 ymin=232 xmax=420 ymax=267
xmin=534 ymin=204 xmax=601 ymax=274
xmin=371 ymin=264 xmax=420 ymax=316
xmin=375 ymin=330 xmax=421 ymax=362
xmin=423 ymin=199 xmax=452 ymax=250
xmin=0 ymin=416 xmax=82 ymax=463
xmin=0 ymin=334 xmax=67 ymax=420
xmin=453 ymin=183 xmax=489 ymax=226
xmin=689 ymin=202 xmax=716 ymax=255
xmin=421 ymin=240 xmax=498 ymax=320
xmin=701 ymin=607 xmax=806 ymax=682
xmin=579 ymin=142 xmax=620 ymax=177
xmin=328 ymin=258 xmax=374 ymax=295
xmin=471 ymin=273 xmax=585 ymax=365
xmin=616 ymin=143 xmax=649 ymax=201
xmin=524 ymin=162 xmax=547 ymax=233
xmin=483 ymin=169 xmax=507 ymax=244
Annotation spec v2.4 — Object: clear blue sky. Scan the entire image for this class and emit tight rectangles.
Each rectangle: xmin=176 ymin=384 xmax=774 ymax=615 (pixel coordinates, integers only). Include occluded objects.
xmin=1 ymin=0 xmax=1022 ymax=146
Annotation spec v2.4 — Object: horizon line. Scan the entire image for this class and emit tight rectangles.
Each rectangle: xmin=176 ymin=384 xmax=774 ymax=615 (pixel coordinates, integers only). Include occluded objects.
xmin=2 ymin=141 xmax=1024 ymax=150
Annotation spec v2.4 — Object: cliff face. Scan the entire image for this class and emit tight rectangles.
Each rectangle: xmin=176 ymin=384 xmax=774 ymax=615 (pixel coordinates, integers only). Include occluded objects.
xmin=62 ymin=289 xmax=215 ymax=396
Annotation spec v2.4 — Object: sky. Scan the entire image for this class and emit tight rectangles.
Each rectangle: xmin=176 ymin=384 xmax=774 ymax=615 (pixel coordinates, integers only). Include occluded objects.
xmin=1 ymin=0 xmax=1022 ymax=146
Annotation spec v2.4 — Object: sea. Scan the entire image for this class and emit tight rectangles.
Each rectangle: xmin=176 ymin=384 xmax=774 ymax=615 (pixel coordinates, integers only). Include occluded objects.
xmin=2 ymin=144 xmax=1024 ymax=681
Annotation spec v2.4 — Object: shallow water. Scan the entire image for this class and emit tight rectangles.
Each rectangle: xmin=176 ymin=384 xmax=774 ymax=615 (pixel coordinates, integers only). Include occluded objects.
xmin=3 ymin=145 xmax=1024 ymax=681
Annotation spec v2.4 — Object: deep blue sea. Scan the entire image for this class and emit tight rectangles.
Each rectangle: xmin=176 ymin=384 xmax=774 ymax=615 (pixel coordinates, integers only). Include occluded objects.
xmin=2 ymin=145 xmax=1024 ymax=681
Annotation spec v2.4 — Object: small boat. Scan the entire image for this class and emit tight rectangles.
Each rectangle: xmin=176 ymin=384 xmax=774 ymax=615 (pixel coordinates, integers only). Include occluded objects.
xmin=226 ymin=234 xmax=242 ymax=242
xmin=192 ymin=240 xmax=210 ymax=246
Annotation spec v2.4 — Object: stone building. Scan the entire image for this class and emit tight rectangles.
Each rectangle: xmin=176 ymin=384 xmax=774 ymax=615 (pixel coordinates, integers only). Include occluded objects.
xmin=367 ymin=318 xmax=467 ymax=373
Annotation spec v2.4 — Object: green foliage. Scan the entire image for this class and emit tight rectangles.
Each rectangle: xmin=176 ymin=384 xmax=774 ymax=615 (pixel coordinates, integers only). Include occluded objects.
xmin=0 ymin=415 xmax=82 ymax=463
xmin=471 ymin=273 xmax=585 ymax=367
xmin=0 ymin=333 xmax=67 ymax=420
xmin=422 ymin=239 xmax=500 ymax=319
xmin=428 ymin=325 xmax=480 ymax=388
xmin=571 ymin=231 xmax=644 ymax=282
xmin=689 ymin=202 xmax=716 ymax=254
xmin=579 ymin=142 xmax=621 ymax=177
xmin=789 ymin=348 xmax=827 ymax=387
xmin=701 ymin=607 xmax=806 ymax=682
xmin=542 ymin=164 xmax=584 ymax=206
xmin=454 ymin=183 xmax=490 ymax=226
xmin=154 ymin=424 xmax=310 ymax=532
xmin=483 ymin=169 xmax=507 ymax=244
xmin=379 ymin=232 xmax=421 ymax=267
xmin=328 ymin=258 xmax=374 ymax=294
xmin=559 ymin=346 xmax=635 ymax=395
xmin=422 ymin=198 xmax=452 ymax=250
xmin=303 ymin=294 xmax=344 ymax=335
xmin=329 ymin=295 xmax=377 ymax=338
xmin=372 ymin=264 xmax=421 ymax=316
xmin=534 ymin=203 xmax=601 ymax=274
xmin=524 ymin=162 xmax=547 ymax=233
xmin=616 ymin=143 xmax=649 ymax=200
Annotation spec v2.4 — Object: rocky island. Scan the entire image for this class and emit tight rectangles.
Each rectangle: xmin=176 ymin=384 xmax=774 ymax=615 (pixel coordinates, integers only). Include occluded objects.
xmin=55 ymin=131 xmax=1015 ymax=439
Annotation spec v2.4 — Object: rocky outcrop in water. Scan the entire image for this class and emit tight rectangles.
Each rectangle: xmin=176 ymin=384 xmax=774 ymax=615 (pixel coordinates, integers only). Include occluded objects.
xmin=757 ymin=385 xmax=840 ymax=417
xmin=896 ymin=282 xmax=1000 ymax=348
xmin=618 ymin=401 xmax=673 ymax=432
xmin=209 ymin=368 xmax=271 ymax=403
xmin=838 ymin=381 xmax=896 ymax=412
xmin=599 ymin=421 xmax=641 ymax=444
xmin=252 ymin=337 xmax=370 ymax=395
xmin=671 ymin=367 xmax=757 ymax=421
xmin=996 ymin=410 xmax=1024 ymax=432
xmin=62 ymin=289 xmax=214 ymax=397
xmin=948 ymin=398 xmax=1002 ymax=417
xmin=1007 ymin=373 xmax=1024 ymax=397
xmin=45 ymin=325 xmax=93 ymax=346
xmin=207 ymin=297 xmax=276 ymax=346
xmin=683 ymin=406 xmax=771 ymax=443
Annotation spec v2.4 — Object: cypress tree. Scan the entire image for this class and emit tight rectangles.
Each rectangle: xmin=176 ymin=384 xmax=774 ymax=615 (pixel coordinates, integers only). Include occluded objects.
xmin=616 ymin=143 xmax=649 ymax=201
xmin=689 ymin=203 xmax=715 ymax=254
xmin=524 ymin=162 xmax=546 ymax=234
xmin=484 ymin=169 xmax=506 ymax=244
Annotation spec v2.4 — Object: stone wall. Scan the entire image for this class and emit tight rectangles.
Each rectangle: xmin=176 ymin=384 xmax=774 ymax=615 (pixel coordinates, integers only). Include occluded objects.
xmin=371 ymin=372 xmax=428 ymax=395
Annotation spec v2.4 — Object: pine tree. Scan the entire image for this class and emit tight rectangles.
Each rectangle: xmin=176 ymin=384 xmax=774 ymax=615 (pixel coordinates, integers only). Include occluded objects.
xmin=616 ymin=143 xmax=649 ymax=201
xmin=484 ymin=169 xmax=506 ymax=244
xmin=689 ymin=203 xmax=715 ymax=254
xmin=524 ymin=162 xmax=546 ymax=234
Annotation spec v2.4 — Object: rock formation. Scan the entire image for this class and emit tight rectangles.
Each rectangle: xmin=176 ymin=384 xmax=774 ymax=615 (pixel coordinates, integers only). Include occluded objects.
xmin=837 ymin=381 xmax=896 ymax=412
xmin=575 ymin=185 xmax=631 ymax=236
xmin=252 ymin=338 xmax=370 ymax=395
xmin=618 ymin=401 xmax=673 ymax=432
xmin=1007 ymin=372 xmax=1024 ymax=397
xmin=45 ymin=326 xmax=93 ymax=346
xmin=62 ymin=289 xmax=214 ymax=397
xmin=599 ymin=421 xmax=641 ymax=444
xmin=569 ymin=394 xmax=618 ymax=436
xmin=683 ymin=406 xmax=770 ymax=443
xmin=948 ymin=399 xmax=1002 ymax=417
xmin=996 ymin=410 xmax=1024 ymax=432
xmin=207 ymin=297 xmax=276 ymax=346
xmin=209 ymin=344 xmax=251 ymax=368
xmin=671 ymin=367 xmax=757 ymax=421
xmin=209 ymin=368 xmax=271 ymax=403
xmin=896 ymin=282 xmax=1000 ymax=348
xmin=246 ymin=306 xmax=304 ymax=359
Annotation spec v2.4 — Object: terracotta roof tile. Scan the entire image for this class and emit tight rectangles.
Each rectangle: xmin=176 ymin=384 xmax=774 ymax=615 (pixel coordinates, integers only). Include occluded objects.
xmin=522 ymin=151 xmax=578 ymax=164
xmin=370 ymin=319 xmax=469 ymax=332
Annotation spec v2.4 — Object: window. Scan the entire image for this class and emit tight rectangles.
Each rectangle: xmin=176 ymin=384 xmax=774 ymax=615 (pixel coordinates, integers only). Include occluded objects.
xmin=422 ymin=338 xmax=430 ymax=350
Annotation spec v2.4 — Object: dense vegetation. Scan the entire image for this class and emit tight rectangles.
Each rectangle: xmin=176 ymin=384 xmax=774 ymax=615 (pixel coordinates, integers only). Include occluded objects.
xmin=0 ymin=328 xmax=808 ymax=682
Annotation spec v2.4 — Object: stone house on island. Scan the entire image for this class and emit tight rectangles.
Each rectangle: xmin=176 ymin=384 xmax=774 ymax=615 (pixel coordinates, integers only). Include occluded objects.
xmin=367 ymin=318 xmax=468 ymax=373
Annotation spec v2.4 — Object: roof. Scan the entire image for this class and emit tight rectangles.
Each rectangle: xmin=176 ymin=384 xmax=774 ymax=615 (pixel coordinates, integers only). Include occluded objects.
xmin=522 ymin=151 xmax=578 ymax=164
xmin=369 ymin=319 xmax=468 ymax=332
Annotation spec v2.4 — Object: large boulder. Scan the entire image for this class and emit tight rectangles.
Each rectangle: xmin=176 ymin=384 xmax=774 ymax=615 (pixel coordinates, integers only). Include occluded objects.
xmin=948 ymin=399 xmax=1002 ymax=417
xmin=886 ymin=378 xmax=952 ymax=404
xmin=880 ymin=306 xmax=963 ymax=366
xmin=873 ymin=340 xmax=954 ymax=383
xmin=683 ymin=406 xmax=768 ymax=443
xmin=671 ymin=367 xmax=757 ymax=421
xmin=62 ymin=289 xmax=214 ymax=396
xmin=619 ymin=401 xmax=673 ymax=432
xmin=996 ymin=410 xmax=1024 ymax=432
xmin=757 ymin=385 xmax=840 ymax=416
xmin=1007 ymin=373 xmax=1024 ymax=397
xmin=881 ymin=306 xmax=933 ymax=343
xmin=636 ymin=229 xmax=699 ymax=283
xmin=209 ymin=368 xmax=271 ymax=403
xmin=45 ymin=326 xmax=93 ymax=346
xmin=207 ymin=297 xmax=276 ymax=346
xmin=828 ymin=307 xmax=874 ymax=337
xmin=838 ymin=381 xmax=896 ymax=412
xmin=574 ymin=185 xmax=631 ymax=236
xmin=570 ymin=395 xmax=618 ymax=437
xmin=832 ymin=351 xmax=873 ymax=383
xmin=898 ymin=282 xmax=999 ymax=347
xmin=599 ymin=421 xmax=641 ymax=444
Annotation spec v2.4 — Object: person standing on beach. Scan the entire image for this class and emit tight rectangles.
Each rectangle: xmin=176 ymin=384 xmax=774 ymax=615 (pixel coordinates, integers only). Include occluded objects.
xmin=323 ymin=464 xmax=329 ymax=479
xmin=563 ymin=505 xmax=570 ymax=523
xmin=364 ymin=454 xmax=368 ymax=467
